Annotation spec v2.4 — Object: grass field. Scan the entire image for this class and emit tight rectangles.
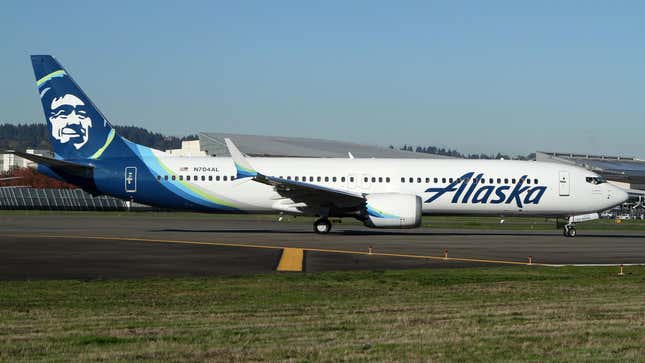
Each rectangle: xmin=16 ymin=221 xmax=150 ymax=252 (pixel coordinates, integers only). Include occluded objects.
xmin=2 ymin=209 xmax=645 ymax=231
xmin=1 ymin=266 xmax=644 ymax=361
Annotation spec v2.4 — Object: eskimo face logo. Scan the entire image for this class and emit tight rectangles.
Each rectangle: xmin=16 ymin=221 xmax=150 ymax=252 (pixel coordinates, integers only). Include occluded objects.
xmin=48 ymin=94 xmax=92 ymax=149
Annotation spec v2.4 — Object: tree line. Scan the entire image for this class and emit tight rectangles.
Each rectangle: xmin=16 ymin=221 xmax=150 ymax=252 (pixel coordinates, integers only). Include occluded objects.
xmin=394 ymin=145 xmax=536 ymax=161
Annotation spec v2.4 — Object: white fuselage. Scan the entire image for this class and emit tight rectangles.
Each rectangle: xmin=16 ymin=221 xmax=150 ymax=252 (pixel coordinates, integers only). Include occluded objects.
xmin=150 ymin=153 xmax=628 ymax=217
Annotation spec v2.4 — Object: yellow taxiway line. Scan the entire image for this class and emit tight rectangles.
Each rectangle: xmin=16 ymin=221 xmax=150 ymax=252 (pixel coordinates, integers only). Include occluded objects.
xmin=0 ymin=233 xmax=547 ymax=267
xmin=276 ymin=248 xmax=304 ymax=272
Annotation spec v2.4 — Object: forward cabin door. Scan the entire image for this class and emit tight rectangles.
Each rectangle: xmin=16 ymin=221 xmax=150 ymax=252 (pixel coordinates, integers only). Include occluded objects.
xmin=558 ymin=171 xmax=570 ymax=196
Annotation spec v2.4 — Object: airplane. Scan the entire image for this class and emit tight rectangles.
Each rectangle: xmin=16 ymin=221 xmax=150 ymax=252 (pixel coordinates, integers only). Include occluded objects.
xmin=7 ymin=55 xmax=629 ymax=237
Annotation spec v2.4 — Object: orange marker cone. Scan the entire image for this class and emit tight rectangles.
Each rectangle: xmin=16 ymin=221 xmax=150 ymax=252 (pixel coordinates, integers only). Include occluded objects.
xmin=618 ymin=264 xmax=624 ymax=276
xmin=528 ymin=256 xmax=533 ymax=265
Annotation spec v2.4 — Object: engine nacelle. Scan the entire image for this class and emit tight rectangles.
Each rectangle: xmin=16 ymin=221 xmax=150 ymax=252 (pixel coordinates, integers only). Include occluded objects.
xmin=362 ymin=193 xmax=422 ymax=228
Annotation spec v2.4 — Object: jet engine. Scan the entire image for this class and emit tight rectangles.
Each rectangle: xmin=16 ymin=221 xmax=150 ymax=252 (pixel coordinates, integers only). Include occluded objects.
xmin=361 ymin=193 xmax=422 ymax=228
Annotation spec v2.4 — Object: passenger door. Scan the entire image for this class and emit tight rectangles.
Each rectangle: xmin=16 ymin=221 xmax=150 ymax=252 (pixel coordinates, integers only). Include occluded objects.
xmin=558 ymin=171 xmax=570 ymax=196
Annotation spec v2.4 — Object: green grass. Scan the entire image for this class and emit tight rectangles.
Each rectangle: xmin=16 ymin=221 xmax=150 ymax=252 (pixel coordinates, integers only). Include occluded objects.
xmin=3 ymin=210 xmax=645 ymax=231
xmin=1 ymin=266 xmax=644 ymax=361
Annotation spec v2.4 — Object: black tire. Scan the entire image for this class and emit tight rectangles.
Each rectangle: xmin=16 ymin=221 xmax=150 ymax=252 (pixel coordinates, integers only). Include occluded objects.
xmin=313 ymin=218 xmax=332 ymax=234
xmin=568 ymin=227 xmax=577 ymax=237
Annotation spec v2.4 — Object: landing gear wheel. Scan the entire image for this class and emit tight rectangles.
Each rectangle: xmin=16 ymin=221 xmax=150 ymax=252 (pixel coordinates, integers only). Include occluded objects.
xmin=563 ymin=225 xmax=577 ymax=237
xmin=313 ymin=218 xmax=332 ymax=234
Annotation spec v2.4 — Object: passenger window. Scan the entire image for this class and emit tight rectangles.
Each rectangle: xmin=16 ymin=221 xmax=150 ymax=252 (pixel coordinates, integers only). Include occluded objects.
xmin=409 ymin=177 xmax=413 ymax=183
xmin=526 ymin=178 xmax=531 ymax=184
xmin=309 ymin=177 xmax=314 ymax=182
xmin=216 ymin=175 xmax=220 ymax=181
xmin=449 ymin=178 xmax=453 ymax=183
xmin=317 ymin=176 xmax=321 ymax=182
xmin=512 ymin=178 xmax=516 ymax=184
xmin=442 ymin=178 xmax=446 ymax=183
xmin=534 ymin=179 xmax=538 ymax=184
xmin=489 ymin=178 xmax=493 ymax=184
xmin=287 ymin=176 xmax=291 ymax=180
xmin=417 ymin=177 xmax=421 ymax=183
xmin=504 ymin=178 xmax=509 ymax=184
xmin=333 ymin=177 xmax=337 ymax=182
xmin=325 ymin=177 xmax=329 ymax=182
xmin=295 ymin=176 xmax=299 ymax=181
xmin=302 ymin=176 xmax=306 ymax=181
xmin=434 ymin=177 xmax=438 ymax=183
xmin=350 ymin=177 xmax=354 ymax=182
xmin=231 ymin=176 xmax=235 ymax=180
xmin=497 ymin=178 xmax=501 ymax=184
xmin=202 ymin=175 xmax=206 ymax=181
xmin=156 ymin=175 xmax=161 ymax=180
xmin=163 ymin=175 xmax=168 ymax=181
xmin=187 ymin=175 xmax=192 ymax=181
xmin=401 ymin=177 xmax=405 ymax=183
xmin=209 ymin=176 xmax=213 ymax=181
xmin=386 ymin=177 xmax=390 ymax=183
xmin=378 ymin=177 xmax=383 ymax=183
xmin=341 ymin=176 xmax=346 ymax=182
xmin=172 ymin=175 xmax=176 ymax=181
xmin=480 ymin=179 xmax=485 ymax=184
xmin=223 ymin=176 xmax=228 ymax=181
xmin=425 ymin=177 xmax=430 ymax=183
xmin=364 ymin=177 xmax=369 ymax=182
xmin=179 ymin=175 xmax=184 ymax=181
xmin=371 ymin=177 xmax=376 ymax=182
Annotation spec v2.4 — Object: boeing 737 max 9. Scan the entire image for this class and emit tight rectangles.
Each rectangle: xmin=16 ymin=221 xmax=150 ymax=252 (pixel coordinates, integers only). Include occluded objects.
xmin=9 ymin=55 xmax=629 ymax=237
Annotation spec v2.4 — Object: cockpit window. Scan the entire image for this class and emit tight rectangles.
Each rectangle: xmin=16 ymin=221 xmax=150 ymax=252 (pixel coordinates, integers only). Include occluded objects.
xmin=585 ymin=176 xmax=606 ymax=185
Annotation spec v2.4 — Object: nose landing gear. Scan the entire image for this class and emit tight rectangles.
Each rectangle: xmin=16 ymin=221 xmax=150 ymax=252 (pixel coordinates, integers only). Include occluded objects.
xmin=313 ymin=218 xmax=332 ymax=234
xmin=563 ymin=223 xmax=577 ymax=237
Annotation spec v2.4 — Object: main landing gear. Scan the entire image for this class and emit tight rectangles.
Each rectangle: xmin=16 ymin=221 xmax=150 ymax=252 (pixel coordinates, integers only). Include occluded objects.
xmin=313 ymin=218 xmax=332 ymax=234
xmin=563 ymin=223 xmax=577 ymax=237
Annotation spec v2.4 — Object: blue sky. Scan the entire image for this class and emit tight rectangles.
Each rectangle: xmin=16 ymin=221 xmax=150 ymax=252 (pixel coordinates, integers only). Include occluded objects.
xmin=2 ymin=1 xmax=644 ymax=156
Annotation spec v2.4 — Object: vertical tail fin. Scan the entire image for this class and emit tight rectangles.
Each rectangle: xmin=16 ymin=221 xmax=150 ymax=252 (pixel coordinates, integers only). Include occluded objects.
xmin=31 ymin=55 xmax=116 ymax=160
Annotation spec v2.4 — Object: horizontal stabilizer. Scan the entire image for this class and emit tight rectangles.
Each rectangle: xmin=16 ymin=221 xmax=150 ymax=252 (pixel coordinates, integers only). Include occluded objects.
xmin=2 ymin=150 xmax=94 ymax=179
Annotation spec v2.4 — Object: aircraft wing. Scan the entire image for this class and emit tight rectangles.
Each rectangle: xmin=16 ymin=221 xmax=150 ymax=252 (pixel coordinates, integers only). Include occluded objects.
xmin=224 ymin=139 xmax=365 ymax=210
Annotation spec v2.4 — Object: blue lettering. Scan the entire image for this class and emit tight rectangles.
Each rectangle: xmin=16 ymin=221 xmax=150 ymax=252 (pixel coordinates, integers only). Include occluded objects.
xmin=461 ymin=173 xmax=483 ymax=204
xmin=423 ymin=171 xmax=548 ymax=207
xmin=472 ymin=185 xmax=495 ymax=203
xmin=490 ymin=186 xmax=510 ymax=204
xmin=426 ymin=172 xmax=473 ymax=204
xmin=505 ymin=178 xmax=530 ymax=208
xmin=524 ymin=186 xmax=546 ymax=205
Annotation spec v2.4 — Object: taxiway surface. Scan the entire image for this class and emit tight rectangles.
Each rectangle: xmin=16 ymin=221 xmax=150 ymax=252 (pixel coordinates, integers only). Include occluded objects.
xmin=1 ymin=214 xmax=644 ymax=279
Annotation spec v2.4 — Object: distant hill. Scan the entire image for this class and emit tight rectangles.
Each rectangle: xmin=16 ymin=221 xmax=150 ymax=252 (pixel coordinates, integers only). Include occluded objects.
xmin=0 ymin=123 xmax=197 ymax=151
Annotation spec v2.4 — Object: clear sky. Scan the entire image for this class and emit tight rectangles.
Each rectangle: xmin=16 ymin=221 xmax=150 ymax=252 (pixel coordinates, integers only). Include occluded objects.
xmin=1 ymin=1 xmax=644 ymax=156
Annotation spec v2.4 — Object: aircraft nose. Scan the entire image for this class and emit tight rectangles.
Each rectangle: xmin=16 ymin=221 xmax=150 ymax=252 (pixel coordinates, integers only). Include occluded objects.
xmin=611 ymin=185 xmax=629 ymax=204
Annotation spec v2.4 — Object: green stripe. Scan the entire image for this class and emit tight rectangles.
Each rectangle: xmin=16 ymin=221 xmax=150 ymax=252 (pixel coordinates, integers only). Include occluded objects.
xmin=36 ymin=70 xmax=66 ymax=86
xmin=89 ymin=129 xmax=116 ymax=159
xmin=154 ymin=154 xmax=237 ymax=208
